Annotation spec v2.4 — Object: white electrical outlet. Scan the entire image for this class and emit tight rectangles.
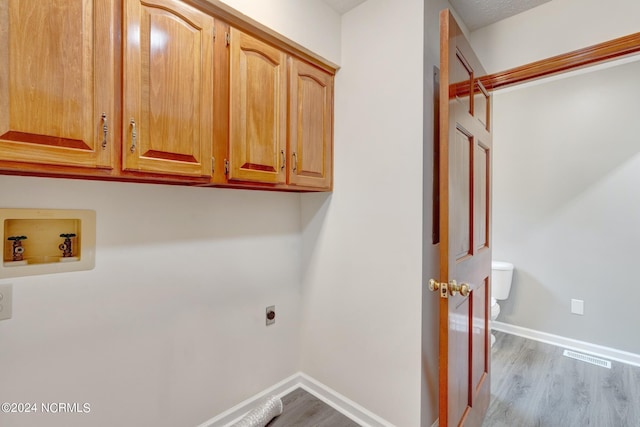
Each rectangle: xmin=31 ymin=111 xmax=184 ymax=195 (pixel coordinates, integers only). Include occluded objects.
xmin=571 ymin=299 xmax=584 ymax=315
xmin=0 ymin=283 xmax=13 ymax=321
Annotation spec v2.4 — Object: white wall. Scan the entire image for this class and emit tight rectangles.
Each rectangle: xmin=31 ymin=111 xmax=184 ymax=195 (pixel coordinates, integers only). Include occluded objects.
xmin=0 ymin=1 xmax=341 ymax=426
xmin=491 ymin=59 xmax=640 ymax=354
xmin=470 ymin=0 xmax=640 ymax=73
xmin=468 ymin=0 xmax=640 ymax=355
xmin=300 ymin=0 xmax=426 ymax=425
xmin=0 ymin=177 xmax=302 ymax=427
xmin=211 ymin=0 xmax=341 ymax=64
xmin=0 ymin=1 xmax=486 ymax=426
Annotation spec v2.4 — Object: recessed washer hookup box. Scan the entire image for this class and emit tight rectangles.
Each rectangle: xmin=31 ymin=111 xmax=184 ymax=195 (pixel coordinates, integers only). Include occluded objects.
xmin=1 ymin=209 xmax=96 ymax=278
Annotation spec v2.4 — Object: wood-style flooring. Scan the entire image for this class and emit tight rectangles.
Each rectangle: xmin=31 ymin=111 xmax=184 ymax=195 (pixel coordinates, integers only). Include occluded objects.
xmin=266 ymin=388 xmax=360 ymax=427
xmin=483 ymin=331 xmax=640 ymax=427
xmin=262 ymin=332 xmax=640 ymax=427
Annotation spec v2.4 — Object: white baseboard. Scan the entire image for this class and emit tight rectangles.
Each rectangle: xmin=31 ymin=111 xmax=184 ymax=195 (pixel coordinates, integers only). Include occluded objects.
xmin=197 ymin=372 xmax=395 ymax=427
xmin=196 ymin=373 xmax=300 ymax=427
xmin=297 ymin=373 xmax=395 ymax=427
xmin=493 ymin=321 xmax=640 ymax=367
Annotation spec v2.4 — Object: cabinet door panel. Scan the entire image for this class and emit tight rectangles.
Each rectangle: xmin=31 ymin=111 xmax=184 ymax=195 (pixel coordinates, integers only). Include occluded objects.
xmin=0 ymin=0 xmax=115 ymax=169
xmin=229 ymin=28 xmax=286 ymax=184
xmin=288 ymin=59 xmax=333 ymax=189
xmin=123 ymin=0 xmax=213 ymax=177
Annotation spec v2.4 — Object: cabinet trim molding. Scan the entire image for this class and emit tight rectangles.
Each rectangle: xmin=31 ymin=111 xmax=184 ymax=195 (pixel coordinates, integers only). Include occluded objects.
xmin=182 ymin=0 xmax=339 ymax=74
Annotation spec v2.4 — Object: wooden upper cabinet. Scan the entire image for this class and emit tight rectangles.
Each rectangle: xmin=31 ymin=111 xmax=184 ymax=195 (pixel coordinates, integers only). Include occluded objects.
xmin=122 ymin=0 xmax=214 ymax=177
xmin=226 ymin=29 xmax=334 ymax=190
xmin=0 ymin=0 xmax=334 ymax=190
xmin=288 ymin=58 xmax=334 ymax=189
xmin=0 ymin=0 xmax=116 ymax=169
xmin=228 ymin=28 xmax=287 ymax=184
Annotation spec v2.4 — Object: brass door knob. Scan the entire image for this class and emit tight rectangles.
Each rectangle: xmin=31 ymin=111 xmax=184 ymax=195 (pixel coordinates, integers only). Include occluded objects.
xmin=461 ymin=283 xmax=470 ymax=297
xmin=428 ymin=279 xmax=470 ymax=297
xmin=449 ymin=280 xmax=470 ymax=297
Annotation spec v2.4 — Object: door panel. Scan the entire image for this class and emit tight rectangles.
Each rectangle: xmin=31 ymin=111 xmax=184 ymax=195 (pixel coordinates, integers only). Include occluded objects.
xmin=471 ymin=277 xmax=489 ymax=390
xmin=453 ymin=128 xmax=472 ymax=260
xmin=437 ymin=9 xmax=492 ymax=427
xmin=475 ymin=143 xmax=489 ymax=250
xmin=474 ymin=82 xmax=490 ymax=130
xmin=123 ymin=0 xmax=213 ymax=176
xmin=0 ymin=0 xmax=115 ymax=169
xmin=449 ymin=299 xmax=471 ymax=424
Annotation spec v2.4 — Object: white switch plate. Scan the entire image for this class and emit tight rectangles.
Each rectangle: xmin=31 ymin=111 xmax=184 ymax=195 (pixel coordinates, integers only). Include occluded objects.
xmin=0 ymin=283 xmax=12 ymax=321
xmin=571 ymin=299 xmax=584 ymax=315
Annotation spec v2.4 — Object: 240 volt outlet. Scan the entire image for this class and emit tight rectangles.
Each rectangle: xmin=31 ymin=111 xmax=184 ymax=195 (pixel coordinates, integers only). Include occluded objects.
xmin=266 ymin=306 xmax=275 ymax=326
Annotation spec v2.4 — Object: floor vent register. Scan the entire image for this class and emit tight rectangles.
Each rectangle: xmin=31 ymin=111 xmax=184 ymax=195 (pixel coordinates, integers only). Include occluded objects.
xmin=563 ymin=349 xmax=612 ymax=369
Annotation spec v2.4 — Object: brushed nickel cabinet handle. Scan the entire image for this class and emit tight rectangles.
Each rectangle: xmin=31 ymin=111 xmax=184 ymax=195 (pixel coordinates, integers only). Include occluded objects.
xmin=101 ymin=113 xmax=108 ymax=150
xmin=130 ymin=119 xmax=137 ymax=153
xmin=280 ymin=150 xmax=285 ymax=170
xmin=292 ymin=152 xmax=298 ymax=172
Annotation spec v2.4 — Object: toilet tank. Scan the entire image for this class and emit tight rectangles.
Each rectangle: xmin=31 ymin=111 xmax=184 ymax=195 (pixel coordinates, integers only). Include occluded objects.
xmin=491 ymin=261 xmax=514 ymax=300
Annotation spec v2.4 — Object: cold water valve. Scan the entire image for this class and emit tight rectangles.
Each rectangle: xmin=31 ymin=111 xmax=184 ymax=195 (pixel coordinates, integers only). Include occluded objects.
xmin=59 ymin=233 xmax=76 ymax=258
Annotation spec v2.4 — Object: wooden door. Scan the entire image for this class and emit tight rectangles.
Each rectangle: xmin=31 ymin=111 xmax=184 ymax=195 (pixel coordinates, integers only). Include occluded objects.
xmin=436 ymin=10 xmax=492 ymax=427
xmin=123 ymin=0 xmax=213 ymax=177
xmin=288 ymin=58 xmax=334 ymax=189
xmin=0 ymin=0 xmax=115 ymax=169
xmin=228 ymin=28 xmax=287 ymax=184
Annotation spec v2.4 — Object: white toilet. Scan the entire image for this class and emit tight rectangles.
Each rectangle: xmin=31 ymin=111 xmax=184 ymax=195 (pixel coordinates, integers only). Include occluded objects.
xmin=491 ymin=261 xmax=514 ymax=347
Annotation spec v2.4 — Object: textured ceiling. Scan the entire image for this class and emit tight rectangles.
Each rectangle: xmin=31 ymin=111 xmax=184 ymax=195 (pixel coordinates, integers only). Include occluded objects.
xmin=323 ymin=0 xmax=552 ymax=30
xmin=321 ymin=0 xmax=367 ymax=15
xmin=449 ymin=0 xmax=553 ymax=31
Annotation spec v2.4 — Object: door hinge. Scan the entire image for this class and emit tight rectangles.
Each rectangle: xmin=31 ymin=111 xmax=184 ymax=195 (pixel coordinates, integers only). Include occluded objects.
xmin=224 ymin=159 xmax=229 ymax=175
xmin=225 ymin=32 xmax=230 ymax=47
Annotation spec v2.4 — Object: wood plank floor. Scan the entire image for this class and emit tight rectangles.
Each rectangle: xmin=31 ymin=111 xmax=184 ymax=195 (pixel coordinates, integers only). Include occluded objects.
xmin=483 ymin=331 xmax=640 ymax=427
xmin=259 ymin=332 xmax=639 ymax=427
xmin=266 ymin=388 xmax=361 ymax=427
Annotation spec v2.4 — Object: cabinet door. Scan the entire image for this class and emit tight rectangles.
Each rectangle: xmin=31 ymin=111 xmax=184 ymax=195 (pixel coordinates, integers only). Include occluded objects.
xmin=229 ymin=28 xmax=287 ymax=184
xmin=0 ymin=0 xmax=115 ymax=169
xmin=123 ymin=0 xmax=213 ymax=177
xmin=288 ymin=59 xmax=334 ymax=189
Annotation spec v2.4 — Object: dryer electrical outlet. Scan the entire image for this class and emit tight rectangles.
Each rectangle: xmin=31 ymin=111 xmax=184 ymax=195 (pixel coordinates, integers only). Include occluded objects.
xmin=266 ymin=306 xmax=275 ymax=326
